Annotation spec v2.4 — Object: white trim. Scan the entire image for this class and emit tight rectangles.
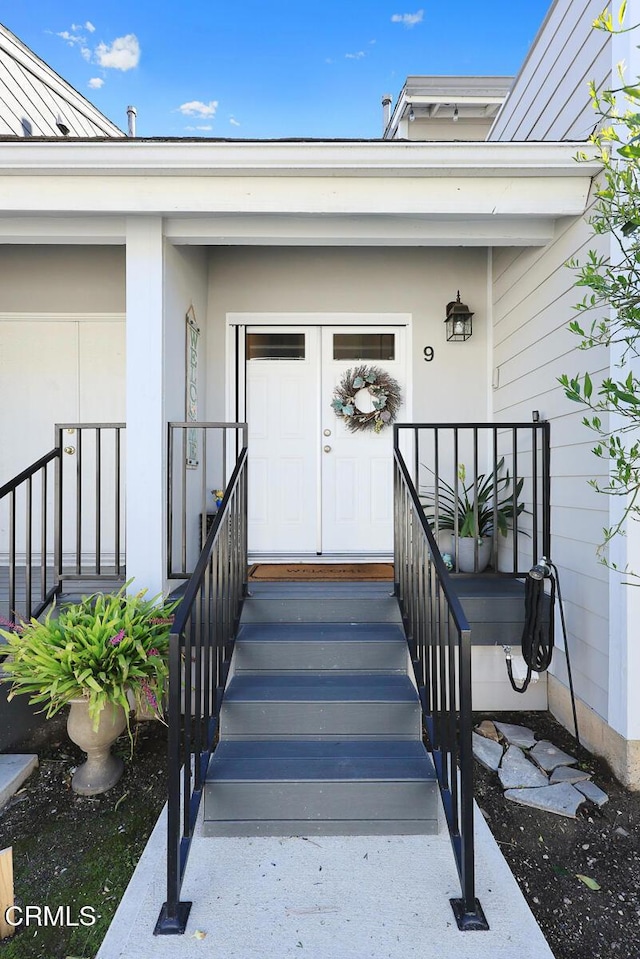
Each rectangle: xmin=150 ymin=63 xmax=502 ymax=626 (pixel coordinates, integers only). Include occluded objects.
xmin=0 ymin=311 xmax=124 ymax=323
xmin=228 ymin=312 xmax=411 ymax=328
xmin=166 ymin=215 xmax=557 ymax=248
xmin=0 ymin=139 xmax=600 ymax=177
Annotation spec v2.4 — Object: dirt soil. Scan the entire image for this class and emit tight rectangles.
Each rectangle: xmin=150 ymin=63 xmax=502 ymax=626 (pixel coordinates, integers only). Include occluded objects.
xmin=473 ymin=710 xmax=640 ymax=959
xmin=0 ymin=713 xmax=167 ymax=959
xmin=0 ymin=708 xmax=638 ymax=959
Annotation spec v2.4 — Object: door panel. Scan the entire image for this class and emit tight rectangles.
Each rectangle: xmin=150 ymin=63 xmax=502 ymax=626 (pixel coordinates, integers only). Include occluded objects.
xmin=320 ymin=327 xmax=405 ymax=553
xmin=245 ymin=324 xmax=407 ymax=555
xmin=246 ymin=327 xmax=319 ymax=553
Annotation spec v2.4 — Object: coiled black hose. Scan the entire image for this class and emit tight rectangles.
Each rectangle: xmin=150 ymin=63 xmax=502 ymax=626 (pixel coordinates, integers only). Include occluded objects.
xmin=507 ymin=574 xmax=555 ymax=693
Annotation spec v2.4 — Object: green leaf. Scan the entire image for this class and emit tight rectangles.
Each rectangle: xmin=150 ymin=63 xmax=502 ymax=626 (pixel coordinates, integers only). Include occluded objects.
xmin=576 ymin=874 xmax=601 ymax=891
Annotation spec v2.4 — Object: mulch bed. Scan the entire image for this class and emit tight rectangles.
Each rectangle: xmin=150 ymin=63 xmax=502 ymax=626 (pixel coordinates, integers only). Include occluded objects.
xmin=473 ymin=710 xmax=640 ymax=959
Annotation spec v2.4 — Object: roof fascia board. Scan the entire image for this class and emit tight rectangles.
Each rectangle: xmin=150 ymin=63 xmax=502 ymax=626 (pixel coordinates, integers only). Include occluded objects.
xmin=0 ymin=140 xmax=601 ymax=177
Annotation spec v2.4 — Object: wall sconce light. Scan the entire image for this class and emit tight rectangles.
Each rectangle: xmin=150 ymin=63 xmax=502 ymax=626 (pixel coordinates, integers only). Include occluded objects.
xmin=452 ymin=104 xmax=459 ymax=123
xmin=445 ymin=291 xmax=474 ymax=341
xmin=408 ymin=105 xmax=415 ymax=122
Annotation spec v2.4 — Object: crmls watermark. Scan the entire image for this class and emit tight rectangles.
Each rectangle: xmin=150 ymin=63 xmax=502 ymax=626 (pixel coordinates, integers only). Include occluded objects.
xmin=4 ymin=905 xmax=97 ymax=927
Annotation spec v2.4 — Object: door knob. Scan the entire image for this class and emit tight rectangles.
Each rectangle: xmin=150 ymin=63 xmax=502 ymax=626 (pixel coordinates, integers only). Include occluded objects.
xmin=64 ymin=446 xmax=76 ymax=455
xmin=323 ymin=429 xmax=332 ymax=437
xmin=323 ymin=445 xmax=332 ymax=453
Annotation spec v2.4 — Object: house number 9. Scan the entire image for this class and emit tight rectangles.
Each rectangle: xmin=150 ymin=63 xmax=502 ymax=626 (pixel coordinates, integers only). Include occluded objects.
xmin=423 ymin=346 xmax=435 ymax=362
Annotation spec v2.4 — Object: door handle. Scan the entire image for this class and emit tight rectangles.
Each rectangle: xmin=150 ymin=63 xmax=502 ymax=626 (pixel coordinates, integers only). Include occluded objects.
xmin=323 ymin=445 xmax=332 ymax=453
xmin=64 ymin=446 xmax=76 ymax=455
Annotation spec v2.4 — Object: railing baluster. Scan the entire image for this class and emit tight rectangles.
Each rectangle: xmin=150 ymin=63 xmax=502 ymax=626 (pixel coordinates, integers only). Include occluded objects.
xmin=394 ymin=427 xmax=488 ymax=931
xmin=156 ymin=430 xmax=248 ymax=936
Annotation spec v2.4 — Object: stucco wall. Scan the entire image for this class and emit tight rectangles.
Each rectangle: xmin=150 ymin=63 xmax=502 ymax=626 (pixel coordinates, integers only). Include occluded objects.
xmin=0 ymin=246 xmax=125 ymax=313
xmin=205 ymin=246 xmax=490 ymax=426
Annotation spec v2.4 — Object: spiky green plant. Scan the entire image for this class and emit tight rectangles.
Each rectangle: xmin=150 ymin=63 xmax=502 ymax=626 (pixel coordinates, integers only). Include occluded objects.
xmin=421 ymin=457 xmax=526 ymax=541
xmin=0 ymin=584 xmax=180 ymax=744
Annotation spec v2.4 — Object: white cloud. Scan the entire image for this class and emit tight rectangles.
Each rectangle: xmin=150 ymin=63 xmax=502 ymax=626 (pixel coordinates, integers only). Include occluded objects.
xmin=81 ymin=47 xmax=91 ymax=61
xmin=56 ymin=30 xmax=84 ymax=45
xmin=391 ymin=9 xmax=424 ymax=27
xmin=88 ymin=77 xmax=104 ymax=89
xmin=178 ymin=100 xmax=219 ymax=119
xmin=95 ymin=34 xmax=140 ymax=71
xmin=325 ymin=57 xmax=334 ymax=64
xmin=345 ymin=50 xmax=365 ymax=59
xmin=85 ymin=21 xmax=96 ymax=32
xmin=185 ymin=124 xmax=213 ymax=132
xmin=229 ymin=117 xmax=241 ymax=127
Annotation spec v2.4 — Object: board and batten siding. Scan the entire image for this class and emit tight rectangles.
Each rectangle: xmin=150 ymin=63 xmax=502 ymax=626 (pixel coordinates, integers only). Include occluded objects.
xmin=492 ymin=199 xmax=610 ymax=720
xmin=0 ymin=24 xmax=123 ymax=137
xmin=489 ymin=0 xmax=611 ymax=142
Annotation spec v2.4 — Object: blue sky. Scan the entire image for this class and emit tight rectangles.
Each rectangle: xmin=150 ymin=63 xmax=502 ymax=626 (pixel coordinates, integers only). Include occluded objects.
xmin=2 ymin=1 xmax=552 ymax=138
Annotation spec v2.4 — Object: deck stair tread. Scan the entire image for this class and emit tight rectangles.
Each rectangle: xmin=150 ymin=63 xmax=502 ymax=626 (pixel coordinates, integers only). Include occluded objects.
xmin=240 ymin=596 xmax=402 ymax=625
xmin=223 ymin=673 xmax=418 ymax=703
xmin=236 ymin=623 xmax=406 ymax=643
xmin=208 ymin=740 xmax=435 ymax=782
xmin=204 ymin=580 xmax=437 ymax=836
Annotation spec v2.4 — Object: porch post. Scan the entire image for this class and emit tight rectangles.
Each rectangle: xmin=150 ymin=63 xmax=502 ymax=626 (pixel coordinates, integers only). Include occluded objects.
xmin=125 ymin=217 xmax=165 ymax=596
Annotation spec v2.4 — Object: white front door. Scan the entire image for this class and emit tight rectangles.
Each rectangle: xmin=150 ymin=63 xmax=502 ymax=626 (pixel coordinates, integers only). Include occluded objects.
xmin=246 ymin=325 xmax=407 ymax=555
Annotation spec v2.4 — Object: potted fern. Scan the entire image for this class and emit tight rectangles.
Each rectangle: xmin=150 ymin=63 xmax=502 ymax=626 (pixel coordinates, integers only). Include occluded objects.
xmin=0 ymin=585 xmax=179 ymax=795
xmin=421 ymin=457 xmax=526 ymax=572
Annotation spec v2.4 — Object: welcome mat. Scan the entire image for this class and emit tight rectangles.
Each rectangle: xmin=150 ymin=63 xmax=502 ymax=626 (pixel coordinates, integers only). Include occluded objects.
xmin=248 ymin=563 xmax=394 ymax=582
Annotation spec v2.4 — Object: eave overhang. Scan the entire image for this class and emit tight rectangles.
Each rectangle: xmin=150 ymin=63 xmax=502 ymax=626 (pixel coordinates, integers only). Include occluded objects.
xmin=0 ymin=139 xmax=601 ymax=248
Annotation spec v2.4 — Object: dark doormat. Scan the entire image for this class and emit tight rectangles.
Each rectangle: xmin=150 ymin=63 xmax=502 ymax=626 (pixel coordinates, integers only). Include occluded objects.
xmin=248 ymin=563 xmax=394 ymax=581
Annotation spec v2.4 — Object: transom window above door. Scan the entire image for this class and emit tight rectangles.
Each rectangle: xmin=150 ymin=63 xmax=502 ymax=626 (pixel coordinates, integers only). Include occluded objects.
xmin=332 ymin=333 xmax=395 ymax=361
xmin=247 ymin=332 xmax=306 ymax=360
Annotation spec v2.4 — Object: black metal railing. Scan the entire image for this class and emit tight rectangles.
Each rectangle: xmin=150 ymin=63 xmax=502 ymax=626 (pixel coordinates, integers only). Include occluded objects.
xmin=0 ymin=423 xmax=126 ymax=622
xmin=0 ymin=448 xmax=59 ymax=622
xmin=167 ymin=422 xmax=247 ymax=580
xmin=56 ymin=423 xmax=126 ymax=584
xmin=394 ymin=430 xmax=488 ymax=931
xmin=155 ymin=438 xmax=248 ymax=936
xmin=396 ymin=421 xmax=550 ymax=576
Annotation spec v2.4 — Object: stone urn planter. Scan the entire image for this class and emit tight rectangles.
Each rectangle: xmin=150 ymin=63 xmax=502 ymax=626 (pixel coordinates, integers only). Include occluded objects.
xmin=67 ymin=698 xmax=128 ymax=796
xmin=456 ymin=536 xmax=493 ymax=573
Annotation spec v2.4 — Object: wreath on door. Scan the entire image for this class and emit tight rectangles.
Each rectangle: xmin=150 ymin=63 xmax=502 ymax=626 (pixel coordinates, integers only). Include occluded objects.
xmin=331 ymin=365 xmax=403 ymax=434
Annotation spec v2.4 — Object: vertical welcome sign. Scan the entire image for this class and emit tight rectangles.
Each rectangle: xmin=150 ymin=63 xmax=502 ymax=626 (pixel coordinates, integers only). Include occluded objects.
xmin=186 ymin=306 xmax=199 ymax=467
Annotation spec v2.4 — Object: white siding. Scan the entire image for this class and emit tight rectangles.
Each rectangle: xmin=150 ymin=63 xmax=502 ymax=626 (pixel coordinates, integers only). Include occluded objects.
xmin=489 ymin=0 xmax=611 ymax=142
xmin=492 ymin=202 xmax=611 ymax=720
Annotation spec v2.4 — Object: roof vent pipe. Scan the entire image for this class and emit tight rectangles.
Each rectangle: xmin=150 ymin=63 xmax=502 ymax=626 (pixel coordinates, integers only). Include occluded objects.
xmin=127 ymin=105 xmax=137 ymax=137
xmin=381 ymin=93 xmax=392 ymax=133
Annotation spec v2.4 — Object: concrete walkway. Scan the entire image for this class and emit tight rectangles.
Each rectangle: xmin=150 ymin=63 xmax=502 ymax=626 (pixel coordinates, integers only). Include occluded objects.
xmin=96 ymin=800 xmax=555 ymax=959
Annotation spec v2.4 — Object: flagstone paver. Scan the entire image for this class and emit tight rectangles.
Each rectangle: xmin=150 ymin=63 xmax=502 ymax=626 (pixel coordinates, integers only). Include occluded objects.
xmin=494 ymin=722 xmax=537 ymax=749
xmin=549 ymin=766 xmax=591 ymax=785
xmin=575 ymin=780 xmax=609 ymax=807
xmin=472 ymin=731 xmax=503 ymax=771
xmin=498 ymin=745 xmax=549 ymax=790
xmin=504 ymin=782 xmax=585 ymax=818
xmin=529 ymin=740 xmax=577 ymax=772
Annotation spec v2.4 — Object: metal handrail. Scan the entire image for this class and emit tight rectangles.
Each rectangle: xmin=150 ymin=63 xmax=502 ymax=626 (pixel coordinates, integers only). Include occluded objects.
xmin=55 ymin=423 xmax=126 ymax=583
xmin=167 ymin=422 xmax=248 ymax=579
xmin=1 ymin=423 xmax=127 ymax=623
xmin=395 ymin=421 xmax=550 ymax=576
xmin=0 ymin=447 xmax=59 ymax=622
xmin=393 ymin=430 xmax=488 ymax=931
xmin=155 ymin=442 xmax=248 ymax=935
